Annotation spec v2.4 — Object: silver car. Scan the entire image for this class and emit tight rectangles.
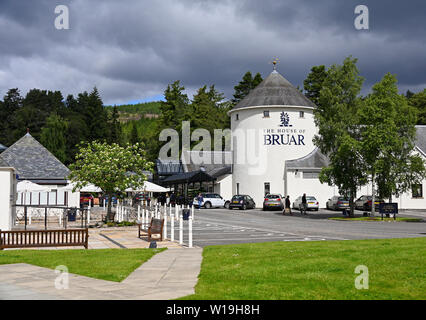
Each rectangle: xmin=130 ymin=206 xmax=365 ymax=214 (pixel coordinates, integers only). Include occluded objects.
xmin=263 ymin=194 xmax=284 ymax=210
xmin=326 ymin=196 xmax=350 ymax=211
xmin=292 ymin=196 xmax=319 ymax=211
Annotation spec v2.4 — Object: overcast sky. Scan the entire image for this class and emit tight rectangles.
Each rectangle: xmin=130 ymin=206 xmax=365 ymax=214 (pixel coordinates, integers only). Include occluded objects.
xmin=0 ymin=0 xmax=425 ymax=105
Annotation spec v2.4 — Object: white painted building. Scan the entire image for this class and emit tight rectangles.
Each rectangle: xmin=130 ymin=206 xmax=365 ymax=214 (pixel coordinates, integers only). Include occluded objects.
xmin=0 ymin=167 xmax=17 ymax=231
xmin=179 ymin=69 xmax=426 ymax=210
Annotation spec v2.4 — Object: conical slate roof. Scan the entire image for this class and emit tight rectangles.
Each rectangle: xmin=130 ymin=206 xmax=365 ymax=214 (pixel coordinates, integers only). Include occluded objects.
xmin=233 ymin=70 xmax=316 ymax=110
xmin=0 ymin=133 xmax=70 ymax=180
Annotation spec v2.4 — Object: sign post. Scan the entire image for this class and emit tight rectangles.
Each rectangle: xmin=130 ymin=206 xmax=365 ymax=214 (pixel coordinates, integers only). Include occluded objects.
xmin=379 ymin=203 xmax=398 ymax=220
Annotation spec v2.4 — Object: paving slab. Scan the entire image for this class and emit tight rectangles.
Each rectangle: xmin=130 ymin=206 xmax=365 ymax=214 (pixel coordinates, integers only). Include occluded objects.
xmin=0 ymin=248 xmax=202 ymax=300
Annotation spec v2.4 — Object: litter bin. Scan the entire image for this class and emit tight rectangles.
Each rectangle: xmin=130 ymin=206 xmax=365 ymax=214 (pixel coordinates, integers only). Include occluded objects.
xmin=182 ymin=209 xmax=191 ymax=221
xmin=67 ymin=208 xmax=77 ymax=222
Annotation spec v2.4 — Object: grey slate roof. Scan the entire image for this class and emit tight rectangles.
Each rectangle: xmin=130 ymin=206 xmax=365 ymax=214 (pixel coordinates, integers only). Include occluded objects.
xmin=285 ymin=148 xmax=329 ymax=170
xmin=233 ymin=70 xmax=316 ymax=111
xmin=415 ymin=125 xmax=426 ymax=156
xmin=0 ymin=133 xmax=70 ymax=180
xmin=156 ymin=159 xmax=184 ymax=176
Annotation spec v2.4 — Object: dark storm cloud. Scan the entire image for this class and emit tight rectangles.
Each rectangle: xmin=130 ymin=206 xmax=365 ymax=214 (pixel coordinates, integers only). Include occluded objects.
xmin=0 ymin=0 xmax=425 ymax=104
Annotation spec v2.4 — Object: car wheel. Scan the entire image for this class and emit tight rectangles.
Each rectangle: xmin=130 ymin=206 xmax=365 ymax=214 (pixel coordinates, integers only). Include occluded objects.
xmin=204 ymin=202 xmax=211 ymax=209
xmin=242 ymin=204 xmax=247 ymax=210
xmin=224 ymin=201 xmax=230 ymax=209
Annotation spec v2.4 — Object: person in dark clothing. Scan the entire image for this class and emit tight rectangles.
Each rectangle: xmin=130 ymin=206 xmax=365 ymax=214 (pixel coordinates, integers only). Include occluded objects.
xmin=170 ymin=192 xmax=176 ymax=207
xmin=283 ymin=195 xmax=292 ymax=215
xmin=301 ymin=193 xmax=307 ymax=215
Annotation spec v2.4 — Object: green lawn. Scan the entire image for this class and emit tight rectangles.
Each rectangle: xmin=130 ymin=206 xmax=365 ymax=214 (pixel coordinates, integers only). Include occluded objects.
xmin=183 ymin=238 xmax=426 ymax=300
xmin=0 ymin=248 xmax=165 ymax=282
xmin=329 ymin=217 xmax=423 ymax=222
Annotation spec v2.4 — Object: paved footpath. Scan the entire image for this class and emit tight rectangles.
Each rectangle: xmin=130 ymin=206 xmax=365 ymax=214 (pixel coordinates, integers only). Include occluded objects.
xmin=0 ymin=248 xmax=203 ymax=300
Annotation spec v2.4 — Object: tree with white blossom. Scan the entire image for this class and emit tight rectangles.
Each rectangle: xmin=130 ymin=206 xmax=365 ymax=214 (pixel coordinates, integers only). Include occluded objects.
xmin=69 ymin=141 xmax=153 ymax=221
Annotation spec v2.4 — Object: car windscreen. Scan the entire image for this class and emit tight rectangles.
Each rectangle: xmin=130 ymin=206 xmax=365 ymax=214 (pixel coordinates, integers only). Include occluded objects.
xmin=266 ymin=195 xmax=280 ymax=199
xmin=338 ymin=197 xmax=349 ymax=201
xmin=232 ymin=196 xmax=244 ymax=200
xmin=306 ymin=196 xmax=316 ymax=200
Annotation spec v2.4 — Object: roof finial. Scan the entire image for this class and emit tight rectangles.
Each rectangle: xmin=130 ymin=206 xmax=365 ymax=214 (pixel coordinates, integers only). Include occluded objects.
xmin=270 ymin=58 xmax=280 ymax=72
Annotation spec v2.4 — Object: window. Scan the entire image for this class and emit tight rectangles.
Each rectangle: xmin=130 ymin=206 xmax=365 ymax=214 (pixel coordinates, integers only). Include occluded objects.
xmin=235 ymin=114 xmax=239 ymax=121
xmin=303 ymin=171 xmax=320 ymax=179
xmin=264 ymin=182 xmax=270 ymax=196
xmin=299 ymin=111 xmax=304 ymax=118
xmin=263 ymin=110 xmax=270 ymax=118
xmin=412 ymin=184 xmax=423 ymax=198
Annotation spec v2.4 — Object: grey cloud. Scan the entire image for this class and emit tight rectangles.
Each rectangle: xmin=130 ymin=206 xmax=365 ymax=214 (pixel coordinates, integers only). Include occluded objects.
xmin=0 ymin=0 xmax=425 ymax=105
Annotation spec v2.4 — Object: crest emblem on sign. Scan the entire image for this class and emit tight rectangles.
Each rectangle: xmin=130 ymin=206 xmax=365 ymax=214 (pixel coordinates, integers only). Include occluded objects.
xmin=279 ymin=112 xmax=292 ymax=127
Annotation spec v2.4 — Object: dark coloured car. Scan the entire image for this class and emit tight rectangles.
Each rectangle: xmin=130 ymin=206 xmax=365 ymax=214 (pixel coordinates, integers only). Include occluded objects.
xmin=229 ymin=195 xmax=256 ymax=210
xmin=263 ymin=194 xmax=284 ymax=210
xmin=133 ymin=193 xmax=149 ymax=203
xmin=326 ymin=196 xmax=350 ymax=211
xmin=355 ymin=195 xmax=384 ymax=211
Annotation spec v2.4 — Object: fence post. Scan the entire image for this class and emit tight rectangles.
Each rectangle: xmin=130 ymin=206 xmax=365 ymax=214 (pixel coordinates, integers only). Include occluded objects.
xmin=192 ymin=204 xmax=195 ymax=221
xmin=137 ymin=205 xmax=141 ymax=221
xmin=103 ymin=198 xmax=106 ymax=209
xmin=171 ymin=212 xmax=175 ymax=241
xmin=179 ymin=208 xmax=183 ymax=245
xmin=189 ymin=214 xmax=193 ymax=248
xmin=29 ymin=208 xmax=32 ymax=225
xmin=163 ymin=214 xmax=167 ymax=240
xmin=88 ymin=200 xmax=91 ymax=224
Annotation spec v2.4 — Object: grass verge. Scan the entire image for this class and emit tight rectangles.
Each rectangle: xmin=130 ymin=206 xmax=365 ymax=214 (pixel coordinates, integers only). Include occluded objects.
xmin=0 ymin=248 xmax=165 ymax=282
xmin=182 ymin=238 xmax=426 ymax=300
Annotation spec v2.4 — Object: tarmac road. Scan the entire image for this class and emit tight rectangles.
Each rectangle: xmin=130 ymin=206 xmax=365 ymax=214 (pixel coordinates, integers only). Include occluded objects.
xmin=180 ymin=207 xmax=426 ymax=247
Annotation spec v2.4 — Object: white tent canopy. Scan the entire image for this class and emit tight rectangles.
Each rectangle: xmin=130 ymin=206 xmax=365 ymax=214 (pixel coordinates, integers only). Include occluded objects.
xmin=61 ymin=182 xmax=102 ymax=193
xmin=17 ymin=180 xmax=51 ymax=192
xmin=126 ymin=181 xmax=169 ymax=193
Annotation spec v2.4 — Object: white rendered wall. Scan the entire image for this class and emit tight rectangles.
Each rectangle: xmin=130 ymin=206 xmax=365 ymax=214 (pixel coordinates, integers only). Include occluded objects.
xmin=214 ymin=174 xmax=233 ymax=201
xmin=0 ymin=168 xmax=16 ymax=231
xmin=231 ymin=106 xmax=316 ymax=207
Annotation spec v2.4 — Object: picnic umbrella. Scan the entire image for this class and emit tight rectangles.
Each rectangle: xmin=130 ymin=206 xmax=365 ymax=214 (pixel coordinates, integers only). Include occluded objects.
xmin=126 ymin=181 xmax=169 ymax=193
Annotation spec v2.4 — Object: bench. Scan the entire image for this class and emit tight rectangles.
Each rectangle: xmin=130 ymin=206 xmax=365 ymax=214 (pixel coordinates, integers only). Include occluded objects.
xmin=138 ymin=218 xmax=164 ymax=242
xmin=0 ymin=228 xmax=89 ymax=250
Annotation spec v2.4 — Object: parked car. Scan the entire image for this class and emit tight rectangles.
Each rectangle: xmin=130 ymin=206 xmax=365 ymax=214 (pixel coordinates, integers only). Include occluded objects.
xmin=228 ymin=195 xmax=256 ymax=210
xmin=326 ymin=196 xmax=350 ymax=211
xmin=80 ymin=193 xmax=94 ymax=207
xmin=292 ymin=195 xmax=319 ymax=211
xmin=263 ymin=194 xmax=284 ymax=210
xmin=133 ymin=193 xmax=149 ymax=203
xmin=192 ymin=193 xmax=230 ymax=209
xmin=355 ymin=195 xmax=384 ymax=211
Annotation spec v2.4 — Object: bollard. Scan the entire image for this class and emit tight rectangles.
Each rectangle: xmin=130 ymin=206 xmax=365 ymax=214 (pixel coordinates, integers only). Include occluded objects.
xmin=179 ymin=209 xmax=183 ymax=245
xmin=175 ymin=204 xmax=179 ymax=222
xmin=138 ymin=205 xmax=141 ymax=221
xmin=164 ymin=203 xmax=166 ymax=218
xmin=103 ymin=198 xmax=106 ymax=209
xmin=29 ymin=209 xmax=32 ymax=225
xmin=155 ymin=205 xmax=158 ymax=219
xmin=192 ymin=204 xmax=195 ymax=221
xmin=171 ymin=213 xmax=175 ymax=241
xmin=88 ymin=206 xmax=91 ymax=224
xmin=188 ymin=214 xmax=193 ymax=248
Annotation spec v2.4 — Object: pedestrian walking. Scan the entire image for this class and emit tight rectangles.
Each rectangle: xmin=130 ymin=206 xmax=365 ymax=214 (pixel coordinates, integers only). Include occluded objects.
xmin=283 ymin=195 xmax=292 ymax=215
xmin=197 ymin=193 xmax=203 ymax=210
xmin=301 ymin=193 xmax=307 ymax=215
